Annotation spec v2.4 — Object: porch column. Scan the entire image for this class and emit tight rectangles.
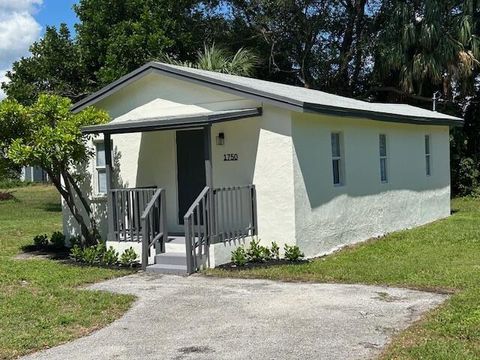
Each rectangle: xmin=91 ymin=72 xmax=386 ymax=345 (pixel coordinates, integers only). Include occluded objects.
xmin=104 ymin=132 xmax=114 ymax=242
xmin=204 ymin=125 xmax=215 ymax=245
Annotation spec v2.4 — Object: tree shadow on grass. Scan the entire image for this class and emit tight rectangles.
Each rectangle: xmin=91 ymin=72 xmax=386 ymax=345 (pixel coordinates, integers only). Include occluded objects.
xmin=36 ymin=202 xmax=62 ymax=212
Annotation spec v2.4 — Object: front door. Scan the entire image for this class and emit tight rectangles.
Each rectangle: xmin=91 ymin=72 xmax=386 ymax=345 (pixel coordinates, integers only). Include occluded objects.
xmin=176 ymin=130 xmax=206 ymax=224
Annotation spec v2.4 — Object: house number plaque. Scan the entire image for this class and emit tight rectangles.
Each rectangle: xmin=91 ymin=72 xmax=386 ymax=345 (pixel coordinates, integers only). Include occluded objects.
xmin=224 ymin=153 xmax=239 ymax=161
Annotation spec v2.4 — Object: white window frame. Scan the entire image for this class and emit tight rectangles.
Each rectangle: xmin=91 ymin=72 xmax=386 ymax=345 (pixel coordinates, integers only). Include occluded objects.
xmin=425 ymin=134 xmax=431 ymax=176
xmin=379 ymin=134 xmax=388 ymax=183
xmin=94 ymin=140 xmax=107 ymax=195
xmin=331 ymin=132 xmax=345 ymax=186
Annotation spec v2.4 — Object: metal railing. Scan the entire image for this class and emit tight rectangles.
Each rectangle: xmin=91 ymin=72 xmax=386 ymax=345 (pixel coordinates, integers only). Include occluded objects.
xmin=141 ymin=188 xmax=168 ymax=270
xmin=213 ymin=185 xmax=257 ymax=242
xmin=110 ymin=188 xmax=157 ymax=242
xmin=184 ymin=184 xmax=257 ymax=274
xmin=184 ymin=187 xmax=211 ymax=274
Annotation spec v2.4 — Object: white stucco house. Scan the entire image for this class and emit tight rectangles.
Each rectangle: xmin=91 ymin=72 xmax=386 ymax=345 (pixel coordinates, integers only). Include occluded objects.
xmin=64 ymin=62 xmax=462 ymax=274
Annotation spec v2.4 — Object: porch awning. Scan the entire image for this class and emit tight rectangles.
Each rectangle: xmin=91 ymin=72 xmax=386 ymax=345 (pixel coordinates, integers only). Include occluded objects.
xmin=82 ymin=107 xmax=262 ymax=134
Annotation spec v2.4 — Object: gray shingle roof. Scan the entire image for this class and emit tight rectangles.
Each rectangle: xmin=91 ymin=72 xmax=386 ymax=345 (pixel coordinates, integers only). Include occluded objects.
xmin=72 ymin=62 xmax=462 ymax=126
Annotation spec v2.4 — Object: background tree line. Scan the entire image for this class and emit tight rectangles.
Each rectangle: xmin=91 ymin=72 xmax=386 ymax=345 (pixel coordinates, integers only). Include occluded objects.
xmin=2 ymin=0 xmax=480 ymax=196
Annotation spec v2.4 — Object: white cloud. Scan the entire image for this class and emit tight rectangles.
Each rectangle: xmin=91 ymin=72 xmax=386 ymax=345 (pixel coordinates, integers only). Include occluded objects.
xmin=0 ymin=0 xmax=42 ymax=13
xmin=0 ymin=69 xmax=8 ymax=99
xmin=0 ymin=0 xmax=43 ymax=99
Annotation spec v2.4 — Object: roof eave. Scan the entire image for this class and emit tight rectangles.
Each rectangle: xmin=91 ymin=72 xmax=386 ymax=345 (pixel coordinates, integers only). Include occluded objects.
xmin=303 ymin=103 xmax=464 ymax=127
xmin=81 ymin=107 xmax=263 ymax=135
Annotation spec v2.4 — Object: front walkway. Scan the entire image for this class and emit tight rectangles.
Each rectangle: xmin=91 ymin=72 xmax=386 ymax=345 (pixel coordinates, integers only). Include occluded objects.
xmin=22 ymin=274 xmax=447 ymax=360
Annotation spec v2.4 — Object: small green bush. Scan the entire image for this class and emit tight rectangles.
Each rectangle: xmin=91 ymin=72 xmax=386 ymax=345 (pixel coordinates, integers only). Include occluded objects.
xmin=270 ymin=241 xmax=280 ymax=260
xmin=82 ymin=247 xmax=98 ymax=265
xmin=82 ymin=243 xmax=106 ymax=265
xmin=284 ymin=244 xmax=304 ymax=262
xmin=120 ymin=247 xmax=138 ymax=267
xmin=246 ymin=238 xmax=270 ymax=262
xmin=50 ymin=231 xmax=66 ymax=249
xmin=231 ymin=246 xmax=247 ymax=266
xmin=103 ymin=247 xmax=119 ymax=266
xmin=70 ymin=245 xmax=84 ymax=262
xmin=33 ymin=234 xmax=48 ymax=248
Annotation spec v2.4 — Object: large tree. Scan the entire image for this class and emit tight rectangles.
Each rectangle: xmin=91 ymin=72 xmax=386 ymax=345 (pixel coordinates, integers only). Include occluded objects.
xmin=2 ymin=25 xmax=89 ymax=106
xmin=74 ymin=0 xmax=229 ymax=86
xmin=372 ymin=0 xmax=480 ymax=105
xmin=0 ymin=95 xmax=109 ymax=245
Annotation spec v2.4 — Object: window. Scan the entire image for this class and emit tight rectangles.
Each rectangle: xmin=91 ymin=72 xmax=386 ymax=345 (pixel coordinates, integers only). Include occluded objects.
xmin=95 ymin=141 xmax=107 ymax=194
xmin=425 ymin=135 xmax=431 ymax=176
xmin=379 ymin=134 xmax=388 ymax=183
xmin=331 ymin=132 xmax=344 ymax=185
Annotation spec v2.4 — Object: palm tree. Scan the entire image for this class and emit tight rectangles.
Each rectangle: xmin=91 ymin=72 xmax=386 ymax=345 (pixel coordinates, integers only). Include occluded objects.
xmin=160 ymin=44 xmax=258 ymax=77
xmin=375 ymin=0 xmax=479 ymax=101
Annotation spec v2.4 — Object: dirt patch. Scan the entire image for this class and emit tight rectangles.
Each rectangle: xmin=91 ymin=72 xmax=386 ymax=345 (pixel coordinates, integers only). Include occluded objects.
xmin=0 ymin=191 xmax=16 ymax=201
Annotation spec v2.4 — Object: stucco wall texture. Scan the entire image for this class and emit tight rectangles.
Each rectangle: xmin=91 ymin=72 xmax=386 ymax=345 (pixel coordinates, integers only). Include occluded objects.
xmin=63 ymin=72 xmax=452 ymax=265
xmin=292 ymin=113 xmax=450 ymax=257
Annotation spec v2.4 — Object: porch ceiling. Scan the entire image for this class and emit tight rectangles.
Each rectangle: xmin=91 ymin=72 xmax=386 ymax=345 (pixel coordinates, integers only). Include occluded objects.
xmin=82 ymin=107 xmax=262 ymax=134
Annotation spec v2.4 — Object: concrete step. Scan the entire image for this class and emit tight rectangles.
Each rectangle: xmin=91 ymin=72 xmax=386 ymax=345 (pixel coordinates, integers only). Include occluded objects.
xmin=155 ymin=252 xmax=187 ymax=266
xmin=146 ymin=263 xmax=188 ymax=275
xmin=165 ymin=236 xmax=186 ymax=252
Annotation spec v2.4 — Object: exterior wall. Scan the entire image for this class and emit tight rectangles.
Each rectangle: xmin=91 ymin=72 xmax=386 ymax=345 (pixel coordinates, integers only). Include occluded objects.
xmin=21 ymin=166 xmax=48 ymax=182
xmin=292 ymin=112 xmax=451 ymax=257
xmin=62 ymin=72 xmax=259 ymax=248
xmin=209 ymin=104 xmax=296 ymax=265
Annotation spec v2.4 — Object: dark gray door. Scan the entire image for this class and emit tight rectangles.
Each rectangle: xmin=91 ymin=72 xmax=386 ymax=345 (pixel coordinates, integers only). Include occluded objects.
xmin=176 ymin=130 xmax=206 ymax=224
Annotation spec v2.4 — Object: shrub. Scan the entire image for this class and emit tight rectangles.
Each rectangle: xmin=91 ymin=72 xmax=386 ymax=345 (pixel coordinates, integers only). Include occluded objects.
xmin=246 ymin=238 xmax=269 ymax=262
xmin=68 ymin=235 xmax=81 ymax=247
xmin=103 ymin=247 xmax=119 ymax=266
xmin=50 ymin=231 xmax=66 ymax=249
xmin=231 ymin=246 xmax=247 ymax=266
xmin=82 ymin=243 xmax=107 ymax=265
xmin=70 ymin=245 xmax=84 ymax=262
xmin=284 ymin=244 xmax=304 ymax=262
xmin=270 ymin=242 xmax=280 ymax=260
xmin=33 ymin=234 xmax=48 ymax=248
xmin=82 ymin=247 xmax=99 ymax=265
xmin=453 ymin=157 xmax=480 ymax=196
xmin=120 ymin=247 xmax=138 ymax=267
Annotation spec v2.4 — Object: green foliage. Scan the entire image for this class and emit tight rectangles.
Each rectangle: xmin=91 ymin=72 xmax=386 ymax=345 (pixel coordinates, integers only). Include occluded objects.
xmin=452 ymin=157 xmax=480 ymax=197
xmin=0 ymin=94 xmax=110 ymax=246
xmin=246 ymin=238 xmax=270 ymax=262
xmin=33 ymin=234 xmax=49 ymax=248
xmin=103 ymin=247 xmax=119 ymax=266
xmin=231 ymin=246 xmax=247 ymax=266
xmin=70 ymin=245 xmax=84 ymax=262
xmin=270 ymin=241 xmax=280 ymax=260
xmin=163 ymin=44 xmax=258 ymax=77
xmin=120 ymin=247 xmax=138 ymax=267
xmin=0 ymin=186 xmax=134 ymax=359
xmin=82 ymin=246 xmax=101 ymax=265
xmin=50 ymin=231 xmax=66 ymax=249
xmin=2 ymin=25 xmax=88 ymax=105
xmin=284 ymin=244 xmax=305 ymax=262
xmin=0 ymin=179 xmax=33 ymax=189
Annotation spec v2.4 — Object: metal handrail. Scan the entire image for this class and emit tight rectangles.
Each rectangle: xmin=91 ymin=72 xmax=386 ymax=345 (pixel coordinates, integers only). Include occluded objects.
xmin=141 ymin=188 xmax=167 ymax=270
xmin=184 ymin=186 xmax=211 ymax=274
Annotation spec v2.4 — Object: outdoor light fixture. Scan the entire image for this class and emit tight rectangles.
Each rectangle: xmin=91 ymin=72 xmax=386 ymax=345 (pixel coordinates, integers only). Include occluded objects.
xmin=216 ymin=132 xmax=225 ymax=145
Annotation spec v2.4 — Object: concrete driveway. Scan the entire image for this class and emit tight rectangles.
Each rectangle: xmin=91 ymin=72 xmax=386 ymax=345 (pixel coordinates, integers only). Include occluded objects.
xmin=22 ymin=274 xmax=446 ymax=360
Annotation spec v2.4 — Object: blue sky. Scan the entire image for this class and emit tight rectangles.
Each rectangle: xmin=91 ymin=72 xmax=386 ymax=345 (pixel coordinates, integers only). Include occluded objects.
xmin=36 ymin=0 xmax=78 ymax=33
xmin=0 ymin=0 xmax=79 ymax=98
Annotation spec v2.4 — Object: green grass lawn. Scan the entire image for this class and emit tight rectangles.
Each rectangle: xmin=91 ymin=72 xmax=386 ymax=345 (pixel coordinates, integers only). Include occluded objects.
xmin=0 ymin=185 xmax=135 ymax=359
xmin=206 ymin=198 xmax=480 ymax=359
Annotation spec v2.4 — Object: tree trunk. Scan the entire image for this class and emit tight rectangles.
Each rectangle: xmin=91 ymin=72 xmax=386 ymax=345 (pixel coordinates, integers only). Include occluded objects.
xmin=46 ymin=168 xmax=97 ymax=247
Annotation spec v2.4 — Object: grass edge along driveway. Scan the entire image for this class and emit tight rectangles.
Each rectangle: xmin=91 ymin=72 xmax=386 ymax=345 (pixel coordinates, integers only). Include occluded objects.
xmin=206 ymin=197 xmax=480 ymax=360
xmin=0 ymin=186 xmax=135 ymax=359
